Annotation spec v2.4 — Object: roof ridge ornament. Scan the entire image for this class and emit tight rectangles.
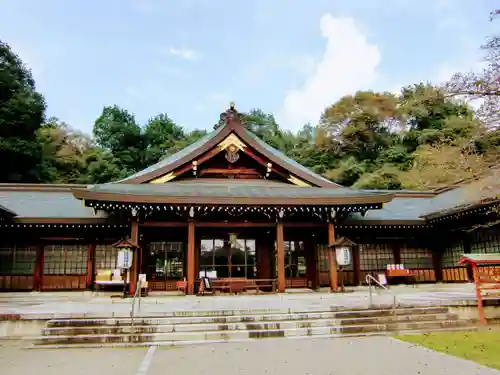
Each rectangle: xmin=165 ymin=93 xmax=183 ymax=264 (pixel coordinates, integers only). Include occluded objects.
xmin=219 ymin=102 xmax=245 ymax=130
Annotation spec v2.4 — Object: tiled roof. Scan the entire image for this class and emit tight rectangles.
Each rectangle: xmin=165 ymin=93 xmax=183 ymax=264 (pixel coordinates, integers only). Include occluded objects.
xmin=0 ymin=190 xmax=105 ymax=218
xmin=119 ymin=127 xmax=224 ymax=181
xmin=346 ymin=197 xmax=432 ymax=223
xmin=86 ymin=180 xmax=386 ymax=199
xmin=420 ymin=177 xmax=500 ymax=219
xmin=118 ymin=122 xmax=340 ymax=187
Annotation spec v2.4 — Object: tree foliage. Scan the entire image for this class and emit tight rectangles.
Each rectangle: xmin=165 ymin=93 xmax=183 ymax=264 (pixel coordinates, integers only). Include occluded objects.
xmin=2 ymin=11 xmax=499 ymax=189
xmin=0 ymin=40 xmax=46 ymax=182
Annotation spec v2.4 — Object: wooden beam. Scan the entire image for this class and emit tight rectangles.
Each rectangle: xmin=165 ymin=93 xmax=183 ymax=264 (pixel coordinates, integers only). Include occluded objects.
xmin=353 ymin=245 xmax=361 ymax=286
xmin=141 ymin=221 xmax=188 ymax=227
xmin=327 ymin=222 xmax=338 ymax=292
xmin=141 ymin=221 xmax=328 ymax=228
xmin=129 ymin=218 xmax=139 ymax=296
xmin=199 ymin=168 xmax=261 ymax=176
xmin=276 ymin=221 xmax=285 ymax=293
xmin=242 ymin=147 xmax=290 ymax=180
xmin=197 ymin=222 xmax=275 ymax=228
xmin=187 ymin=221 xmax=196 ymax=295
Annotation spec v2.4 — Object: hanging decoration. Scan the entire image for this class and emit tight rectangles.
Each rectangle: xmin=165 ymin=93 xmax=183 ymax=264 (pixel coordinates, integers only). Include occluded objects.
xmin=225 ymin=144 xmax=240 ymax=163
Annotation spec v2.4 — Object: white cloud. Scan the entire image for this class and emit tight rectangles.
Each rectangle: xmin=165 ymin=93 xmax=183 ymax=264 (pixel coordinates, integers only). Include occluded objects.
xmin=167 ymin=47 xmax=199 ymax=61
xmin=277 ymin=14 xmax=381 ymax=130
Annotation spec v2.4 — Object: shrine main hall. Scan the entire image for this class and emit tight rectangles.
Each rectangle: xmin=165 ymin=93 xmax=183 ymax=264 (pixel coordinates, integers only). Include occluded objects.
xmin=0 ymin=105 xmax=498 ymax=294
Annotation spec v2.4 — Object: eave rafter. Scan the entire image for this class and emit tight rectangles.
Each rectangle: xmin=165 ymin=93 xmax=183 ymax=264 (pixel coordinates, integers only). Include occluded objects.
xmin=84 ymin=201 xmax=383 ymax=223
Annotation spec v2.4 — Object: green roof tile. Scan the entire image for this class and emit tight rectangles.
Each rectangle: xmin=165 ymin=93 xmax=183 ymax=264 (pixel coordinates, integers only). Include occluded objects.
xmin=0 ymin=191 xmax=106 ymax=218
xmin=87 ymin=180 xmax=386 ymax=199
xmin=346 ymin=197 xmax=432 ymax=223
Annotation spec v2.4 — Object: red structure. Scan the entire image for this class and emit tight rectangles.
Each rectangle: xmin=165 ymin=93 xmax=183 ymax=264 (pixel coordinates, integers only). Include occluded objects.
xmin=457 ymin=253 xmax=500 ymax=324
xmin=0 ymin=103 xmax=500 ymax=294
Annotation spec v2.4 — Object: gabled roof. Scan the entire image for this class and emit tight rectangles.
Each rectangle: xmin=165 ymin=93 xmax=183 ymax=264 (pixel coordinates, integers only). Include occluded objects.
xmin=119 ymin=104 xmax=340 ymax=188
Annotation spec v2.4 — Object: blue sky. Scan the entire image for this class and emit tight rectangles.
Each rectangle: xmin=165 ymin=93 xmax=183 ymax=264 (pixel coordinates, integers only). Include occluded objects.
xmin=0 ymin=0 xmax=497 ymax=134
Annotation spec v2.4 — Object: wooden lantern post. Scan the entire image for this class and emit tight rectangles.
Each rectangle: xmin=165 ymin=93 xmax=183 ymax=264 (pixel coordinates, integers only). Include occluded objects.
xmin=328 ymin=237 xmax=357 ymax=293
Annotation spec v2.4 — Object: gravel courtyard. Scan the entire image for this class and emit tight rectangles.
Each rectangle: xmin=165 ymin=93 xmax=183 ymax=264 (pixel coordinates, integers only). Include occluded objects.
xmin=1 ymin=336 xmax=499 ymax=375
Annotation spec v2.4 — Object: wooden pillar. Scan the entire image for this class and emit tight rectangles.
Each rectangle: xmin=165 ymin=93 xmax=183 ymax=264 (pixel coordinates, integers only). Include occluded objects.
xmin=33 ymin=243 xmax=44 ymax=291
xmin=276 ymin=222 xmax=285 ymax=293
xmin=353 ymin=245 xmax=361 ymax=285
xmin=187 ymin=221 xmax=196 ymax=295
xmin=85 ymin=244 xmax=96 ymax=289
xmin=327 ymin=222 xmax=338 ymax=291
xmin=463 ymin=234 xmax=474 ymax=281
xmin=129 ymin=218 xmax=139 ymax=296
xmin=305 ymin=235 xmax=317 ymax=289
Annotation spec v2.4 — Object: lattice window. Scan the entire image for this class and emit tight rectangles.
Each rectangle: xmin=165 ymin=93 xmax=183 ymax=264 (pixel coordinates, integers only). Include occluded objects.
xmin=95 ymin=244 xmax=118 ymax=271
xmin=442 ymin=240 xmax=465 ymax=267
xmin=0 ymin=246 xmax=37 ymax=275
xmin=200 ymin=238 xmax=256 ymax=278
xmin=12 ymin=246 xmax=37 ymax=274
xmin=149 ymin=242 xmax=185 ymax=279
xmin=283 ymin=241 xmax=306 ymax=278
xmin=317 ymin=244 xmax=329 ymax=272
xmin=470 ymin=231 xmax=500 ymax=254
xmin=400 ymin=245 xmax=433 ymax=269
xmin=359 ymin=243 xmax=394 ymax=271
xmin=43 ymin=244 xmax=87 ymax=275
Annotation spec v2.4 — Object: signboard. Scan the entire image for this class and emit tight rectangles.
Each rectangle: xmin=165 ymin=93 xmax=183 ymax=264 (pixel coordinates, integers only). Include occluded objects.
xmin=117 ymin=249 xmax=133 ymax=269
xmin=336 ymin=246 xmax=352 ymax=266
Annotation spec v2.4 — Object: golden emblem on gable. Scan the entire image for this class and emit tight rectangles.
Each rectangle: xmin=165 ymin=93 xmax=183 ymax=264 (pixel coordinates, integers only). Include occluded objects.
xmin=225 ymin=144 xmax=240 ymax=163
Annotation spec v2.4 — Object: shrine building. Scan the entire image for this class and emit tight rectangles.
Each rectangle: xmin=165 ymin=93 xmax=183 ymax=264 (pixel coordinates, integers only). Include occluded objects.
xmin=0 ymin=104 xmax=499 ymax=294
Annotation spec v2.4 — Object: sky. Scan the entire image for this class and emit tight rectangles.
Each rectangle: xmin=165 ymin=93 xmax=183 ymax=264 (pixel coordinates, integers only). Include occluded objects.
xmin=0 ymin=0 xmax=498 ymax=135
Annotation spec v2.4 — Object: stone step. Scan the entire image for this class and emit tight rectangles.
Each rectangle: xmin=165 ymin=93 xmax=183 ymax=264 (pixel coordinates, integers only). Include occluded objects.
xmin=29 ymin=325 xmax=480 ymax=349
xmin=35 ymin=319 xmax=470 ymax=346
xmin=46 ymin=306 xmax=450 ymax=328
xmin=42 ymin=313 xmax=459 ymax=336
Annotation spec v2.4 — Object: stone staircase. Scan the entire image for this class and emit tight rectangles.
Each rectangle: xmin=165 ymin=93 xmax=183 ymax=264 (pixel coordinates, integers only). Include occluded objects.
xmin=31 ymin=306 xmax=475 ymax=348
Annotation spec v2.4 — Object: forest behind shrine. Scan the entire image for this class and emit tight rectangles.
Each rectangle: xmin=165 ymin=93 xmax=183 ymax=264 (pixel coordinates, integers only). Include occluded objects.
xmin=1 ymin=10 xmax=499 ymax=190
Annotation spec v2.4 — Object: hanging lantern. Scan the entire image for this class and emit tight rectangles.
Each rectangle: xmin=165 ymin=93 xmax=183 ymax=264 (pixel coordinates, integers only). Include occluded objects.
xmin=229 ymin=233 xmax=238 ymax=247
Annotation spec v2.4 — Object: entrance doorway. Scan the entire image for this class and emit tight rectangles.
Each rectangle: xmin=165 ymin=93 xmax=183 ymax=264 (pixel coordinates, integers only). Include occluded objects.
xmin=200 ymin=237 xmax=256 ymax=279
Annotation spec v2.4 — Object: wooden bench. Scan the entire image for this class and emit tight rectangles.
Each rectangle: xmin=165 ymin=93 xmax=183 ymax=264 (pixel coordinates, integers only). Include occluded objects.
xmin=176 ymin=279 xmax=187 ymax=295
xmin=180 ymin=278 xmax=278 ymax=296
xmin=286 ymin=278 xmax=308 ymax=288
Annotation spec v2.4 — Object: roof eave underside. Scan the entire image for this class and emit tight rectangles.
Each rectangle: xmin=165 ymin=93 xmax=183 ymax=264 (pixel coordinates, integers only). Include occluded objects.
xmin=420 ymin=198 xmax=500 ymax=221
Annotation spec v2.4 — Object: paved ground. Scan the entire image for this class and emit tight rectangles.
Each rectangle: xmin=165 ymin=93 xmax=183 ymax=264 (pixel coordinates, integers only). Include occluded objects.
xmin=1 ymin=336 xmax=498 ymax=375
xmin=0 ymin=284 xmax=479 ymax=318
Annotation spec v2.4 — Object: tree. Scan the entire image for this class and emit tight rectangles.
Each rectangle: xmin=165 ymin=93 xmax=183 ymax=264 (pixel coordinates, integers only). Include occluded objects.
xmin=93 ymin=105 xmax=144 ymax=174
xmin=318 ymin=91 xmax=404 ymax=187
xmin=447 ymin=10 xmax=500 ymax=128
xmin=36 ymin=117 xmax=90 ymax=183
xmin=0 ymin=40 xmax=46 ymax=182
xmin=143 ymin=113 xmax=185 ymax=165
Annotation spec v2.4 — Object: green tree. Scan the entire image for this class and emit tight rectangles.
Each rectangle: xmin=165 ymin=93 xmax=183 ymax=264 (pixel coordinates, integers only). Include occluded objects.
xmin=143 ymin=113 xmax=185 ymax=164
xmin=93 ymin=105 xmax=144 ymax=174
xmin=0 ymin=40 xmax=46 ymax=182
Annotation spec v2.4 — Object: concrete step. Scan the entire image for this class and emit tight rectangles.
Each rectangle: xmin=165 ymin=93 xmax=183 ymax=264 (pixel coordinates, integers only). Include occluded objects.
xmin=34 ymin=319 xmax=471 ymax=346
xmin=42 ymin=313 xmax=460 ymax=336
xmin=45 ymin=306 xmax=451 ymax=328
xmin=28 ymin=325 xmax=482 ymax=349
